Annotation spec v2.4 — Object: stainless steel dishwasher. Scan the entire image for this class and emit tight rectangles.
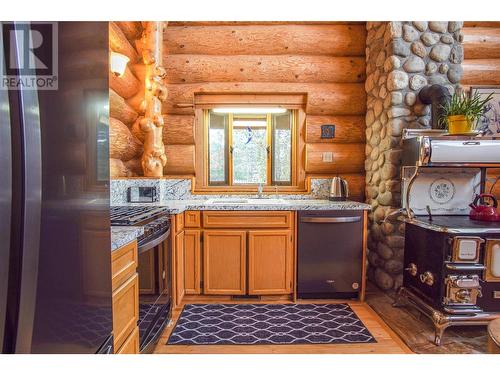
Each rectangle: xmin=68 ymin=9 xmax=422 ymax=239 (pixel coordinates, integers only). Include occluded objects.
xmin=297 ymin=210 xmax=364 ymax=299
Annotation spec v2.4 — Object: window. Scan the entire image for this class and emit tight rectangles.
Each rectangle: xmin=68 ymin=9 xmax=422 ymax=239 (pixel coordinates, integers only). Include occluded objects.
xmin=206 ymin=108 xmax=295 ymax=186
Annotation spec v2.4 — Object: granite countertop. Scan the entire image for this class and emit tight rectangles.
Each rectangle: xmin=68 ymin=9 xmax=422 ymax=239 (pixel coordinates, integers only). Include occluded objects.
xmin=110 ymin=199 xmax=370 ymax=251
xmin=111 ymin=226 xmax=144 ymax=251
xmin=114 ymin=199 xmax=371 ymax=214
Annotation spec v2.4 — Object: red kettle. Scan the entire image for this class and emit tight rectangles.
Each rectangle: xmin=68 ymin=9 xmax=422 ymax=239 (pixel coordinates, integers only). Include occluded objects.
xmin=469 ymin=194 xmax=500 ymax=222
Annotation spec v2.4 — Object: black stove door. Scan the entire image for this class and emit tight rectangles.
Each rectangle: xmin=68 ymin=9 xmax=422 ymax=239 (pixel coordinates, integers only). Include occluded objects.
xmin=137 ymin=238 xmax=171 ymax=352
xmin=403 ymin=224 xmax=447 ymax=307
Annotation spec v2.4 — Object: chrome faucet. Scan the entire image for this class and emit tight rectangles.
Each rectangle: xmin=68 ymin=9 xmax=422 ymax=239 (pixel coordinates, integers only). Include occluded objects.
xmin=257 ymin=183 xmax=264 ymax=198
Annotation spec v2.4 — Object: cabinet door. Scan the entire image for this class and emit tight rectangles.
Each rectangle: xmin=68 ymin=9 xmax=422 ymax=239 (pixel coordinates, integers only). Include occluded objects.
xmin=248 ymin=230 xmax=293 ymax=295
xmin=174 ymin=231 xmax=185 ymax=305
xmin=112 ymin=273 xmax=139 ymax=351
xmin=184 ymin=230 xmax=201 ymax=294
xmin=203 ymin=230 xmax=246 ymax=295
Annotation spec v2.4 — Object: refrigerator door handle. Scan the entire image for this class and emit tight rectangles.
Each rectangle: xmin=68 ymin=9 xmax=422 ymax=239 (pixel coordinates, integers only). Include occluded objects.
xmin=0 ymin=24 xmax=13 ymax=348
xmin=10 ymin=22 xmax=43 ymax=354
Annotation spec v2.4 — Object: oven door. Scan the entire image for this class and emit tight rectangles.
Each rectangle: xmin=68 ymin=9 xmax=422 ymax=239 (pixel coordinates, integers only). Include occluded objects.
xmin=137 ymin=234 xmax=171 ymax=353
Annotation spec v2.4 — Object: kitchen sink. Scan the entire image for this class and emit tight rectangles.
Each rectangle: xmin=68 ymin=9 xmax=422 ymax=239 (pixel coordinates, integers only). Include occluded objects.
xmin=204 ymin=198 xmax=288 ymax=205
xmin=247 ymin=198 xmax=288 ymax=204
xmin=205 ymin=198 xmax=250 ymax=204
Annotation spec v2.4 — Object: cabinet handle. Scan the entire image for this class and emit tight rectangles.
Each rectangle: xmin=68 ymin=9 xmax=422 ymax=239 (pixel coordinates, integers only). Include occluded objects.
xmin=300 ymin=216 xmax=361 ymax=223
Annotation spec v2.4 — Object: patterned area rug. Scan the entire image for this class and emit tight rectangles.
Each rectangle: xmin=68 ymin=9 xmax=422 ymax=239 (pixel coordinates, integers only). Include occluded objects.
xmin=167 ymin=303 xmax=376 ymax=345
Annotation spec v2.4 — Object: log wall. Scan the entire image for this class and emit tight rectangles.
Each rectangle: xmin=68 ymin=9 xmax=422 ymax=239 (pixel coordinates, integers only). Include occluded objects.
xmin=162 ymin=22 xmax=367 ymax=200
xmin=463 ymin=22 xmax=500 ymax=197
xmin=109 ymin=21 xmax=144 ymax=177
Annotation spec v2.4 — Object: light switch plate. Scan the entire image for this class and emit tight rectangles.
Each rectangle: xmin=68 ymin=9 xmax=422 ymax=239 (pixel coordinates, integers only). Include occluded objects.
xmin=322 ymin=152 xmax=333 ymax=163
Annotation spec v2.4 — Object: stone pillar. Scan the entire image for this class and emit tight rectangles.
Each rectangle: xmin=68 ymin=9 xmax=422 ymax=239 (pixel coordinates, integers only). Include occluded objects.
xmin=364 ymin=21 xmax=464 ymax=291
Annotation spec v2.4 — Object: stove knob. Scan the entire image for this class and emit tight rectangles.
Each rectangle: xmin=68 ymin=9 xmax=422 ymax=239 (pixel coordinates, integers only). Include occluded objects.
xmin=419 ymin=271 xmax=435 ymax=286
xmin=405 ymin=263 xmax=418 ymax=277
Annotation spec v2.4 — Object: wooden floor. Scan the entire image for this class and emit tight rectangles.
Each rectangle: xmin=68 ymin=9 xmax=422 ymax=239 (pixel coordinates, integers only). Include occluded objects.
xmin=153 ymin=296 xmax=412 ymax=354
xmin=365 ymin=283 xmax=489 ymax=354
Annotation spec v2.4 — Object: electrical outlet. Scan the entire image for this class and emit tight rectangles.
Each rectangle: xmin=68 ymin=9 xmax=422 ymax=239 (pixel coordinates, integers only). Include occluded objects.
xmin=322 ymin=152 xmax=333 ymax=163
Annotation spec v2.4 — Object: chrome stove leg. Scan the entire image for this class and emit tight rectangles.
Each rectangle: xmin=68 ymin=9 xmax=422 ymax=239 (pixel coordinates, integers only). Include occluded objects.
xmin=431 ymin=310 xmax=451 ymax=346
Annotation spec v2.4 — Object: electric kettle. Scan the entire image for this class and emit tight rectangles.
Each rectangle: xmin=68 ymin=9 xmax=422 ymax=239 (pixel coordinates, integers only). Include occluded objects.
xmin=329 ymin=176 xmax=349 ymax=201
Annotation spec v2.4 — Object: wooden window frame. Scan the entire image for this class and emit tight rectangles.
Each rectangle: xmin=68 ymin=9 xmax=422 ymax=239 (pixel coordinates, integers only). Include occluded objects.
xmin=207 ymin=111 xmax=294 ymax=187
xmin=193 ymin=95 xmax=307 ymax=194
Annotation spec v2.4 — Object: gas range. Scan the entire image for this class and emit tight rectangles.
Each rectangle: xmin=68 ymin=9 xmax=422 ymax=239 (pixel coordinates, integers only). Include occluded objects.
xmin=110 ymin=206 xmax=171 ymax=250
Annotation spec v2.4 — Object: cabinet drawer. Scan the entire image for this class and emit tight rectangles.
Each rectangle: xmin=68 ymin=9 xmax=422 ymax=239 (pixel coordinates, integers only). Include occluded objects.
xmin=184 ymin=211 xmax=201 ymax=228
xmin=111 ymin=241 xmax=138 ymax=291
xmin=112 ymin=273 xmax=139 ymax=351
xmin=203 ymin=211 xmax=292 ymax=229
xmin=116 ymin=326 xmax=139 ymax=354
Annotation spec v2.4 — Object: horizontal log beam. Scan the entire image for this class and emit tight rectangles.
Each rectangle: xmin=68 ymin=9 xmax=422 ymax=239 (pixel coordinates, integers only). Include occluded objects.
xmin=110 ymin=158 xmax=135 ymax=178
xmin=463 ymin=27 xmax=500 ymax=59
xmin=305 ymin=143 xmax=365 ymax=174
xmin=164 ymin=55 xmax=365 ymax=84
xmin=110 ymin=88 xmax=139 ymax=126
xmin=109 ymin=65 xmax=141 ymax=99
xmin=109 ymin=22 xmax=139 ymax=63
xmin=163 ymin=114 xmax=195 ymax=145
xmin=115 ymin=21 xmax=143 ymax=43
xmin=164 ymin=144 xmax=195 ymax=174
xmin=464 ymin=22 xmax=500 ymax=28
xmin=462 ymin=59 xmax=500 ymax=85
xmin=109 ymin=117 xmax=143 ymax=161
xmin=162 ymin=82 xmax=366 ymax=116
xmin=167 ymin=22 xmax=365 ymax=26
xmin=305 ymin=115 xmax=365 ymax=143
xmin=164 ymin=25 xmax=366 ymax=56
xmin=124 ymin=157 xmax=143 ymax=176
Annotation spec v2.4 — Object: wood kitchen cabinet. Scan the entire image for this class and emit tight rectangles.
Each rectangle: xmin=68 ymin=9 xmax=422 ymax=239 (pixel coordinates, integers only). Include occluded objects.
xmin=172 ymin=211 xmax=295 ymax=302
xmin=203 ymin=230 xmax=247 ymax=295
xmin=184 ymin=229 xmax=201 ymax=294
xmin=111 ymin=240 xmax=139 ymax=354
xmin=248 ymin=230 xmax=293 ymax=295
xmin=174 ymin=230 xmax=185 ymax=303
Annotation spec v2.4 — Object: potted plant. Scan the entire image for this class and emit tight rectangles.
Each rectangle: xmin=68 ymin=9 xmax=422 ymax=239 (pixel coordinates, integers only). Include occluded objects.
xmin=439 ymin=91 xmax=493 ymax=134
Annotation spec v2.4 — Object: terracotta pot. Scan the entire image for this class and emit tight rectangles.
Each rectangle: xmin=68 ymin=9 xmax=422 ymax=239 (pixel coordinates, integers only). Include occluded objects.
xmin=447 ymin=115 xmax=473 ymax=134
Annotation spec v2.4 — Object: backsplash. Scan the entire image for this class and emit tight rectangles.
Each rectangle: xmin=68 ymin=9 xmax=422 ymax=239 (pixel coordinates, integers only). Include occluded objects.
xmin=110 ymin=178 xmax=332 ymax=205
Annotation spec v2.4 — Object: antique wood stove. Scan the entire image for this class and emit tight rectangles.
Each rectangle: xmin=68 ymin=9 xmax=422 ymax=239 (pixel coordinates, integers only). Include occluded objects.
xmin=394 ymin=129 xmax=500 ymax=345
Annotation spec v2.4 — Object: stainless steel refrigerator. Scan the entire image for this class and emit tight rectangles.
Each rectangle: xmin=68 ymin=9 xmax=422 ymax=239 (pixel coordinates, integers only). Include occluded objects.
xmin=0 ymin=22 xmax=113 ymax=353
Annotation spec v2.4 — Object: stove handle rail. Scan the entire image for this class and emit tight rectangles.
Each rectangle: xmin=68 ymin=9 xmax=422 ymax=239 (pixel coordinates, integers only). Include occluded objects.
xmin=138 ymin=228 xmax=171 ymax=254
xmin=445 ymin=263 xmax=486 ymax=271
